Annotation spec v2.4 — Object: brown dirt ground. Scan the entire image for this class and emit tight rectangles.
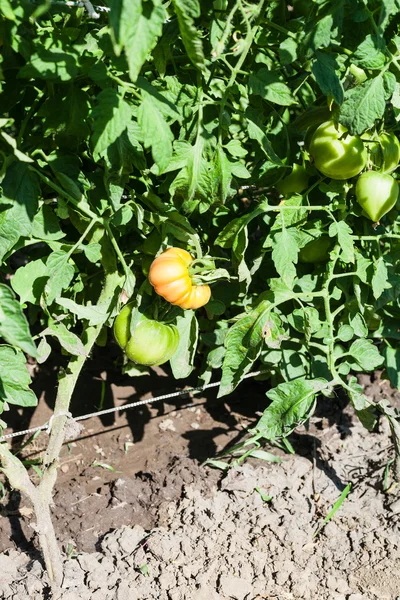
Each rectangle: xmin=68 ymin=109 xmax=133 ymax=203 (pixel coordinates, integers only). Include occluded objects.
xmin=1 ymin=345 xmax=400 ymax=599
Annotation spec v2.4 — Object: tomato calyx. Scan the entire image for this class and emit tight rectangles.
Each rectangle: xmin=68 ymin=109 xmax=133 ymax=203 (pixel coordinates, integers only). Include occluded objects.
xmin=188 ymin=257 xmax=230 ymax=285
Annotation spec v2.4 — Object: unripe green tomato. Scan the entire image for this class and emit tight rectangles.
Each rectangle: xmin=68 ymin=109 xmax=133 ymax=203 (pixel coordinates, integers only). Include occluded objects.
xmin=298 ymin=236 xmax=332 ymax=264
xmin=125 ymin=320 xmax=179 ymax=366
xmin=114 ymin=305 xmax=180 ymax=366
xmin=114 ymin=304 xmax=132 ymax=349
xmin=277 ymin=164 xmax=309 ymax=196
xmin=309 ymin=121 xmax=367 ymax=180
xmin=355 ymin=171 xmax=399 ymax=222
xmin=370 ymin=133 xmax=400 ymax=174
xmin=349 ymin=64 xmax=367 ymax=84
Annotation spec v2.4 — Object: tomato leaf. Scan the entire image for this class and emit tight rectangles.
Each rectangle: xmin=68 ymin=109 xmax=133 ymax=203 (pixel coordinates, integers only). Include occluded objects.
xmin=0 ymin=285 xmax=37 ymax=357
xmin=171 ymin=0 xmax=205 ymax=72
xmin=348 ymin=339 xmax=384 ymax=371
xmin=251 ymin=378 xmax=328 ymax=442
xmin=170 ymin=311 xmax=198 ymax=379
xmin=0 ymin=347 xmax=38 ymax=409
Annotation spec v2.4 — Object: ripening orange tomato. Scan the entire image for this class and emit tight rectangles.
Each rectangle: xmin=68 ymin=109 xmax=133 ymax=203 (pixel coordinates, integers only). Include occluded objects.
xmin=149 ymin=248 xmax=211 ymax=310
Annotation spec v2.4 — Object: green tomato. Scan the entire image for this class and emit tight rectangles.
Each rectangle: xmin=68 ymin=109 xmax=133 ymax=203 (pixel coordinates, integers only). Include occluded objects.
xmin=126 ymin=319 xmax=179 ymax=366
xmin=370 ymin=133 xmax=400 ymax=174
xmin=114 ymin=303 xmax=132 ymax=349
xmin=114 ymin=305 xmax=179 ymax=366
xmin=277 ymin=164 xmax=309 ymax=196
xmin=298 ymin=236 xmax=332 ymax=264
xmin=355 ymin=171 xmax=399 ymax=222
xmin=309 ymin=121 xmax=367 ymax=180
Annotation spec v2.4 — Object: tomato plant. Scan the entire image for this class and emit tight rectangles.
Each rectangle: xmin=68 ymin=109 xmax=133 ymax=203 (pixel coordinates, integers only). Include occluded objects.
xmin=309 ymin=121 xmax=367 ymax=180
xmin=355 ymin=171 xmax=399 ymax=222
xmin=0 ymin=1 xmax=399 ymax=593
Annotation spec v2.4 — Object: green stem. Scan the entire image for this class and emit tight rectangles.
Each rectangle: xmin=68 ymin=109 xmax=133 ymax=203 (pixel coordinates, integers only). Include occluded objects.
xmin=104 ymin=221 xmax=131 ymax=278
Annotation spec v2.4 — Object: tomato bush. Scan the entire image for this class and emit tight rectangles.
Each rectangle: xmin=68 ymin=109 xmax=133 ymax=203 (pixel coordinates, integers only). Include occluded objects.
xmin=0 ymin=1 xmax=400 ymax=587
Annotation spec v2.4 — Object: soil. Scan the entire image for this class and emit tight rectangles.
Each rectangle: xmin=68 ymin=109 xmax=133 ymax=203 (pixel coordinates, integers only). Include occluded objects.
xmin=1 ymin=346 xmax=400 ymax=600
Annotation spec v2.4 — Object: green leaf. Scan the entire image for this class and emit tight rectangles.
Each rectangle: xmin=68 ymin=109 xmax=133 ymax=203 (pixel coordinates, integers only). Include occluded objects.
xmin=11 ymin=259 xmax=48 ymax=305
xmin=31 ymin=205 xmax=65 ymax=242
xmin=171 ymin=0 xmax=205 ymax=71
xmin=224 ymin=139 xmax=247 ymax=158
xmin=18 ymin=47 xmax=78 ymax=82
xmin=45 ymin=251 xmax=75 ymax=304
xmin=372 ymin=257 xmax=391 ymax=299
xmin=43 ymin=322 xmax=87 ymax=356
xmin=0 ymin=347 xmax=37 ymax=408
xmin=91 ymin=89 xmax=132 ymax=162
xmin=252 ymin=378 xmax=327 ymax=442
xmin=84 ymin=243 xmax=102 ymax=263
xmin=0 ymin=162 xmax=40 ymax=263
xmin=247 ymin=119 xmax=283 ymax=165
xmin=348 ymin=339 xmax=384 ymax=371
xmin=0 ymin=0 xmax=16 ymax=20
xmin=311 ymin=52 xmax=344 ymax=105
xmin=249 ymin=69 xmax=296 ymax=106
xmin=56 ymin=298 xmax=108 ymax=326
xmin=170 ymin=311 xmax=198 ymax=379
xmin=36 ymin=337 xmax=52 ymax=365
xmin=109 ymin=0 xmax=166 ymax=82
xmin=354 ymin=35 xmax=386 ymax=70
xmin=271 ymin=229 xmax=299 ymax=288
xmin=347 ymin=376 xmax=377 ymax=430
xmin=0 ymin=284 xmax=37 ymax=357
xmin=138 ymin=95 xmax=173 ymax=173
xmin=339 ymin=74 xmax=389 ymax=135
xmin=219 ymin=301 xmax=272 ymax=397
xmin=337 ymin=324 xmax=354 ymax=343
xmin=279 ymin=38 xmax=298 ymax=65
xmin=383 ymin=347 xmax=400 ymax=390
xmin=329 ymin=221 xmax=354 ymax=263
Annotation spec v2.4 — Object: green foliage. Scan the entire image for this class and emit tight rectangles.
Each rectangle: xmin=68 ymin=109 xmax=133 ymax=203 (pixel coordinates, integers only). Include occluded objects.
xmin=0 ymin=0 xmax=399 ymax=459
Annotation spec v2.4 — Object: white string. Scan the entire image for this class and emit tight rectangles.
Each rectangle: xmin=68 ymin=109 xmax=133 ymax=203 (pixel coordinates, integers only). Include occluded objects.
xmin=0 ymin=370 xmax=266 ymax=443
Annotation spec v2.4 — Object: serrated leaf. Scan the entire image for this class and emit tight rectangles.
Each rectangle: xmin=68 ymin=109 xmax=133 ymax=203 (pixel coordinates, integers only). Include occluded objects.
xmin=339 ymin=74 xmax=388 ymax=135
xmin=31 ymin=205 xmax=65 ymax=242
xmin=170 ymin=311 xmax=198 ymax=379
xmin=252 ymin=378 xmax=327 ymax=441
xmin=219 ymin=301 xmax=271 ymax=397
xmin=171 ymin=0 xmax=205 ymax=71
xmin=0 ymin=284 xmax=37 ymax=357
xmin=271 ymin=229 xmax=299 ymax=288
xmin=247 ymin=119 xmax=283 ymax=165
xmin=138 ymin=96 xmax=173 ymax=173
xmin=45 ymin=251 xmax=75 ymax=304
xmin=11 ymin=259 xmax=48 ymax=305
xmin=337 ymin=324 xmax=354 ymax=342
xmin=329 ymin=221 xmax=354 ymax=263
xmin=372 ymin=257 xmax=391 ymax=299
xmin=249 ymin=69 xmax=296 ymax=106
xmin=91 ymin=89 xmax=132 ymax=162
xmin=0 ymin=162 xmax=40 ymax=262
xmin=348 ymin=339 xmax=384 ymax=371
xmin=44 ymin=322 xmax=87 ymax=356
xmin=354 ymin=35 xmax=386 ymax=70
xmin=0 ymin=347 xmax=37 ymax=408
xmin=109 ymin=0 xmax=165 ymax=81
xmin=57 ymin=298 xmax=108 ymax=326
xmin=311 ymin=51 xmax=344 ymax=105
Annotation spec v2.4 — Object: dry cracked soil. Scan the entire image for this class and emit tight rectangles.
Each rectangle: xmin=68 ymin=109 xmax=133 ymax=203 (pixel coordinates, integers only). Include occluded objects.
xmin=1 ymin=347 xmax=400 ymax=600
